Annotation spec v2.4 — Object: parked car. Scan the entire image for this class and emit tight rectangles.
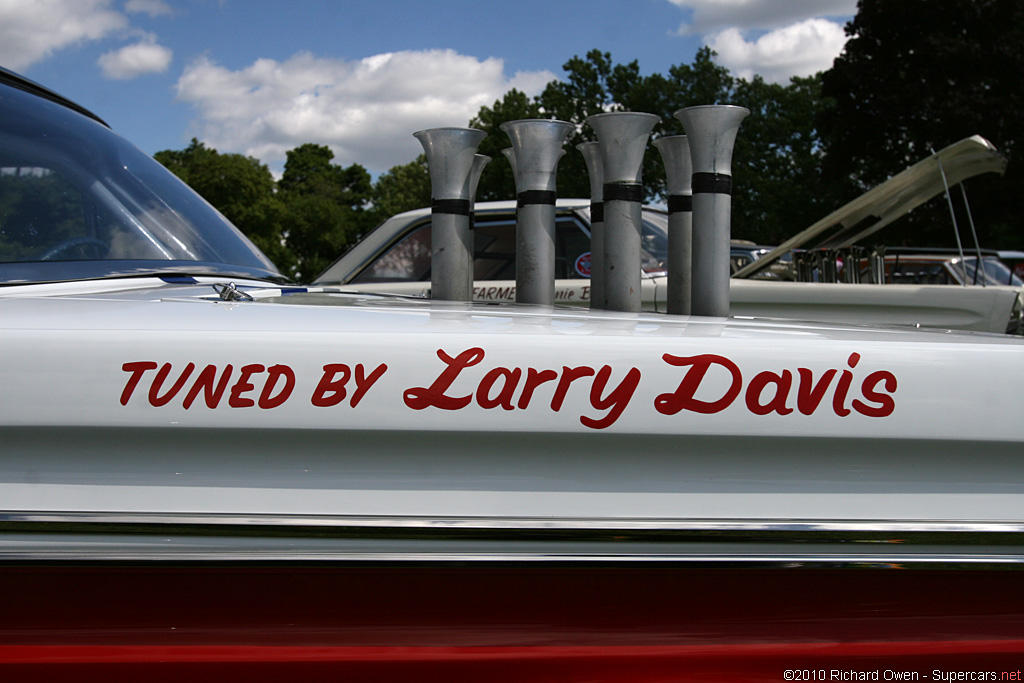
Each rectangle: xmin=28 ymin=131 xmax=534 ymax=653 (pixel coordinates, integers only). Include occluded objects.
xmin=3 ymin=67 xmax=1024 ymax=677
xmin=317 ymin=196 xmax=1022 ymax=334
xmin=321 ymin=198 xmax=776 ymax=295
xmin=730 ymin=240 xmax=792 ymax=276
xmin=997 ymin=250 xmax=1024 ymax=281
xmin=736 ymin=134 xmax=1009 ymax=279
xmin=729 ymin=135 xmax=1023 ymax=332
xmin=861 ymin=248 xmax=1024 ymax=286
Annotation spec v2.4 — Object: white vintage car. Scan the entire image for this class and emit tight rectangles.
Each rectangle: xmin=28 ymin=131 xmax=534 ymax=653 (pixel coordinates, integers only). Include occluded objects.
xmin=318 ymin=136 xmax=1022 ymax=334
xmin=2 ymin=68 xmax=1024 ymax=678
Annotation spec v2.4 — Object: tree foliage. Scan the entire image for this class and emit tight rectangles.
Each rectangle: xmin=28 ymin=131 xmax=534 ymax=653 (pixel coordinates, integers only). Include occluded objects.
xmin=370 ymin=154 xmax=432 ymax=217
xmin=157 ymin=2 xmax=1024 ymax=279
xmin=154 ymin=139 xmax=292 ymax=268
xmin=278 ymin=144 xmax=374 ymax=279
xmin=821 ymin=0 xmax=1024 ymax=247
xmin=154 ymin=138 xmax=276 ymax=230
xmin=468 ymin=47 xmax=829 ymax=245
xmin=730 ymin=74 xmax=839 ymax=243
xmin=469 ymin=89 xmax=543 ymax=201
xmin=156 ymin=140 xmax=374 ymax=280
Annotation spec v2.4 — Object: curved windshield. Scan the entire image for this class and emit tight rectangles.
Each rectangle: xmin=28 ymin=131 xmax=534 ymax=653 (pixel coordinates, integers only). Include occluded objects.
xmin=0 ymin=81 xmax=283 ymax=284
xmin=961 ymin=257 xmax=1024 ymax=287
xmin=637 ymin=209 xmax=669 ymax=274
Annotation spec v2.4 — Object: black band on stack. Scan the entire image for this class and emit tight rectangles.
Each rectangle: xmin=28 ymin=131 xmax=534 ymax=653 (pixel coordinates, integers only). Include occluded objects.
xmin=517 ymin=190 xmax=557 ymax=207
xmin=590 ymin=201 xmax=604 ymax=223
xmin=603 ymin=183 xmax=643 ymax=203
xmin=432 ymin=198 xmax=472 ymax=216
xmin=692 ymin=172 xmax=732 ymax=195
xmin=667 ymin=194 xmax=693 ymax=213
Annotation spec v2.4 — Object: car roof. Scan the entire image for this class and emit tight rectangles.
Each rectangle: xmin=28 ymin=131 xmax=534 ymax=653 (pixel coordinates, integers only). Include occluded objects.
xmin=386 ymin=198 xmax=592 ymax=222
xmin=0 ymin=66 xmax=108 ymax=127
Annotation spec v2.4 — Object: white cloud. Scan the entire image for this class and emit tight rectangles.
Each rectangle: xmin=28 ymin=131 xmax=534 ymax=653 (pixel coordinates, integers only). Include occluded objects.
xmin=175 ymin=50 xmax=557 ymax=174
xmin=708 ymin=18 xmax=849 ymax=83
xmin=0 ymin=0 xmax=127 ymax=70
xmin=98 ymin=35 xmax=172 ymax=79
xmin=669 ymin=0 xmax=856 ymax=35
xmin=125 ymin=0 xmax=173 ymax=17
xmin=665 ymin=0 xmax=855 ymax=83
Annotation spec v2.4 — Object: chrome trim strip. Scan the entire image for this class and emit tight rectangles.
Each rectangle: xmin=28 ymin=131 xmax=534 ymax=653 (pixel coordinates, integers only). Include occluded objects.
xmin=3 ymin=511 xmax=1024 ymax=534
xmin=2 ymin=551 xmax=1023 ymax=564
xmin=4 ymin=512 xmax=1023 ymax=565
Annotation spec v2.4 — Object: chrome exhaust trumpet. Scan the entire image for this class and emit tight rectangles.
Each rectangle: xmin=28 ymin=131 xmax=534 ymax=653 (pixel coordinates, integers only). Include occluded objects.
xmin=674 ymin=105 xmax=749 ymax=318
xmin=413 ymin=127 xmax=487 ymax=302
xmin=500 ymin=119 xmax=574 ymax=306
xmin=468 ymin=153 xmax=490 ymax=230
xmin=585 ymin=112 xmax=661 ymax=313
xmin=652 ymin=135 xmax=693 ymax=315
xmin=577 ymin=141 xmax=604 ymax=310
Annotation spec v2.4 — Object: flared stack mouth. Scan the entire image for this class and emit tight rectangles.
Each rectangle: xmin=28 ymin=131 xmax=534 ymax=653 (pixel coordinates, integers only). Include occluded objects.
xmin=417 ymin=107 xmax=748 ymax=316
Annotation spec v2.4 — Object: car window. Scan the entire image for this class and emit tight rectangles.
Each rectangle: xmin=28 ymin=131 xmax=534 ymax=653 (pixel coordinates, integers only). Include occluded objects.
xmin=730 ymin=252 xmax=756 ymax=274
xmin=350 ymin=218 xmax=432 ymax=282
xmin=886 ymin=262 xmax=955 ymax=285
xmin=554 ymin=218 xmax=592 ymax=278
xmin=638 ymin=211 xmax=668 ymax=274
xmin=881 ymin=257 xmax=1024 ymax=287
xmin=0 ymin=161 xmax=163 ymax=263
xmin=473 ymin=219 xmax=517 ymax=280
xmin=2 ymin=166 xmax=100 ymax=261
xmin=352 ymin=214 xmax=594 ymax=283
xmin=967 ymin=257 xmax=1024 ymax=286
xmin=0 ymin=82 xmax=281 ymax=284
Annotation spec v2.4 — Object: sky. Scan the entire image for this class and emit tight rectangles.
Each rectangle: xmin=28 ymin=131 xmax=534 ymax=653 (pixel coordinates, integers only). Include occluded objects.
xmin=1 ymin=0 xmax=857 ymax=176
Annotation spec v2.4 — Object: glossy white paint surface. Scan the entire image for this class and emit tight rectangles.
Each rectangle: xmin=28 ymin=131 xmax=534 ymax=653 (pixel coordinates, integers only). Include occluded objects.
xmin=352 ymin=277 xmax=1022 ymax=333
xmin=2 ymin=278 xmax=1023 ymax=524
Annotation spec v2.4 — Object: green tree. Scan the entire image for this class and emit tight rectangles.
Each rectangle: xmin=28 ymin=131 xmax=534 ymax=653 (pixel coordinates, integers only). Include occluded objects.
xmin=535 ymin=50 xmax=619 ymax=200
xmin=470 ymin=89 xmax=544 ymax=201
xmin=820 ymin=0 xmax=1024 ymax=247
xmin=240 ymin=195 xmax=295 ymax=277
xmin=729 ymin=74 xmax=837 ymax=244
xmin=154 ymin=139 xmax=286 ymax=267
xmin=277 ymin=143 xmax=374 ymax=279
xmin=370 ymin=155 xmax=432 ymax=219
xmin=636 ymin=47 xmax=736 ymax=201
xmin=662 ymin=46 xmax=736 ymax=116
xmin=454 ymin=46 xmax=833 ymax=246
xmin=155 ymin=140 xmax=377 ymax=280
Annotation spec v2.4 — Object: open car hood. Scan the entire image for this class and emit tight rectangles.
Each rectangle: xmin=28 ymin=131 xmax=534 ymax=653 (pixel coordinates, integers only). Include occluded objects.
xmin=733 ymin=135 xmax=1007 ymax=279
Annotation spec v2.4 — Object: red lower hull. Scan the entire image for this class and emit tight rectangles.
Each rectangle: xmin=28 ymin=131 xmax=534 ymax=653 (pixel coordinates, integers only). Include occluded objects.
xmin=2 ymin=564 xmax=1022 ymax=680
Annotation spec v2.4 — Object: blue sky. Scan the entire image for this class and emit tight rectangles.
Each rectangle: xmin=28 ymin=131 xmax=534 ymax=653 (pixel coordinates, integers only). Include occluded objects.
xmin=2 ymin=0 xmax=856 ymax=175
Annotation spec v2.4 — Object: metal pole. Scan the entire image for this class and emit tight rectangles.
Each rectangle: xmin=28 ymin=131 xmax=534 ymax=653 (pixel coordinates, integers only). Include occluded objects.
xmin=578 ymin=141 xmax=605 ymax=310
xmin=959 ymin=184 xmax=986 ymax=286
xmin=933 ymin=151 xmax=969 ymax=286
xmin=501 ymin=119 xmax=574 ymax=306
xmin=413 ymin=127 xmax=487 ymax=301
xmin=585 ymin=111 xmax=661 ymax=313
xmin=675 ymin=105 xmax=749 ymax=317
xmin=467 ymin=153 xmax=490 ymax=231
xmin=652 ymin=135 xmax=693 ymax=315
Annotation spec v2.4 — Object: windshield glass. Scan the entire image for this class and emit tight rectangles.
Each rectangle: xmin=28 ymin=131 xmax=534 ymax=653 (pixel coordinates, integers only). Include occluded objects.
xmin=961 ymin=257 xmax=1024 ymax=287
xmin=0 ymin=80 xmax=282 ymax=284
xmin=638 ymin=209 xmax=668 ymax=274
